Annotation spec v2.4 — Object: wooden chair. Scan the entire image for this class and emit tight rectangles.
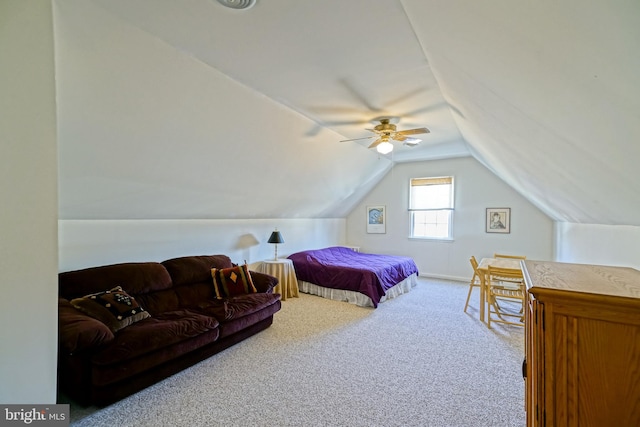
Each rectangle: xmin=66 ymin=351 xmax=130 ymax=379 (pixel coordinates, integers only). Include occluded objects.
xmin=494 ymin=253 xmax=526 ymax=260
xmin=486 ymin=265 xmax=525 ymax=328
xmin=463 ymin=256 xmax=481 ymax=313
xmin=492 ymin=253 xmax=526 ymax=286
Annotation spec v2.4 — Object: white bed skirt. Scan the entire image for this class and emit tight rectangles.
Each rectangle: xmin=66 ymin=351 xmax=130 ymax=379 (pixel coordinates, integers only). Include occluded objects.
xmin=297 ymin=273 xmax=418 ymax=307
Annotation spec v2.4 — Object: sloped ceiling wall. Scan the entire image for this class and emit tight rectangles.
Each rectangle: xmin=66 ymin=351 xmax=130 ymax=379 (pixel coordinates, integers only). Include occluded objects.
xmin=404 ymin=0 xmax=640 ymax=225
xmin=54 ymin=0 xmax=639 ymax=225
xmin=55 ymin=0 xmax=392 ymax=220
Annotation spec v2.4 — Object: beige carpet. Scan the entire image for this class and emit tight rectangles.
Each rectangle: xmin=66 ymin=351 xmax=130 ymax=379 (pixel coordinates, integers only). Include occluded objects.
xmin=66 ymin=277 xmax=525 ymax=427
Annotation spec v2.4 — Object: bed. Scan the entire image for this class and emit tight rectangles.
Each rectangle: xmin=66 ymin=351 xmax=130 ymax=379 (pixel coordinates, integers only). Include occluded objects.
xmin=287 ymin=246 xmax=419 ymax=307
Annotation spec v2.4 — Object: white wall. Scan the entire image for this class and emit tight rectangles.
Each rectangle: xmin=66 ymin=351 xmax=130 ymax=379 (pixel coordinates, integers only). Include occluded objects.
xmin=556 ymin=223 xmax=640 ymax=269
xmin=0 ymin=0 xmax=59 ymax=404
xmin=59 ymin=218 xmax=345 ymax=272
xmin=346 ymin=156 xmax=554 ymax=280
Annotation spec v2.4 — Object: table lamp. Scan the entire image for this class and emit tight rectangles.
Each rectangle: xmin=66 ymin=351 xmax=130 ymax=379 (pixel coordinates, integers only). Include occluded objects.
xmin=267 ymin=229 xmax=284 ymax=260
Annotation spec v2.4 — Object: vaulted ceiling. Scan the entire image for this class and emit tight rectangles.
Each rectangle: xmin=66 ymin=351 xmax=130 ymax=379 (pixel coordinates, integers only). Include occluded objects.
xmin=54 ymin=0 xmax=640 ymax=225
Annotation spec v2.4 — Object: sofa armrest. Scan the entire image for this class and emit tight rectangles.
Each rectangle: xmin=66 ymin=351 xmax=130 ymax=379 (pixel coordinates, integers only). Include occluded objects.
xmin=58 ymin=298 xmax=115 ymax=355
xmin=249 ymin=271 xmax=278 ymax=293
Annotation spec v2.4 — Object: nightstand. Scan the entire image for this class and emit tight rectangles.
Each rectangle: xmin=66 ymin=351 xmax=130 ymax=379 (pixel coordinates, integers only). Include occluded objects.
xmin=257 ymin=258 xmax=299 ymax=300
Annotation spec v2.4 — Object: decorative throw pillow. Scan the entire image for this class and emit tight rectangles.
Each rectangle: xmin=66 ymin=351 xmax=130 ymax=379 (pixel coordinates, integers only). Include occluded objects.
xmin=211 ymin=264 xmax=257 ymax=299
xmin=70 ymin=286 xmax=150 ymax=333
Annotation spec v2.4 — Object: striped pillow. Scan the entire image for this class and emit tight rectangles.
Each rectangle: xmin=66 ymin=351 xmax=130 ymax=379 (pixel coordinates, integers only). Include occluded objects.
xmin=211 ymin=264 xmax=257 ymax=299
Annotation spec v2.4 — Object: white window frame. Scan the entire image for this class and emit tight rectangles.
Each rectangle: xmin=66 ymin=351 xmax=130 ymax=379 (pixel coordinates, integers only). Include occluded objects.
xmin=409 ymin=176 xmax=454 ymax=240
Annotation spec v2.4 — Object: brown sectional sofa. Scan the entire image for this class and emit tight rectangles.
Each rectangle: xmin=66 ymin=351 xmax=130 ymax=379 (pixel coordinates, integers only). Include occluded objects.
xmin=57 ymin=255 xmax=281 ymax=406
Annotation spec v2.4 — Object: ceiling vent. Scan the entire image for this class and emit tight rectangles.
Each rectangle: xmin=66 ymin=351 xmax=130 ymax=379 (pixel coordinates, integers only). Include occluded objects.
xmin=216 ymin=0 xmax=256 ymax=10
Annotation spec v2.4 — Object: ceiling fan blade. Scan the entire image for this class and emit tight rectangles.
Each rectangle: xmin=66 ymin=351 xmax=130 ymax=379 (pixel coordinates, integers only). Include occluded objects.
xmin=368 ymin=138 xmax=383 ymax=149
xmin=396 ymin=127 xmax=430 ymax=136
xmin=401 ymin=103 xmax=445 ymax=117
xmin=385 ymin=86 xmax=428 ymax=108
xmin=325 ymin=119 xmax=370 ymax=126
xmin=447 ymin=103 xmax=465 ymax=119
xmin=305 ymin=125 xmax=323 ymax=137
xmin=340 ymin=78 xmax=383 ymax=113
xmin=309 ymin=106 xmax=366 ymax=115
xmin=340 ymin=136 xmax=375 ymax=142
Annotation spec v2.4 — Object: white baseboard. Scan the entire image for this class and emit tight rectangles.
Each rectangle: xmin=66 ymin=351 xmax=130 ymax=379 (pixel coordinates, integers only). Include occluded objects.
xmin=419 ymin=273 xmax=468 ymax=283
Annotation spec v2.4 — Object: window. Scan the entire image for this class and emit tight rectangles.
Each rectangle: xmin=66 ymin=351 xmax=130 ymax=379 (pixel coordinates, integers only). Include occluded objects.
xmin=409 ymin=176 xmax=454 ymax=239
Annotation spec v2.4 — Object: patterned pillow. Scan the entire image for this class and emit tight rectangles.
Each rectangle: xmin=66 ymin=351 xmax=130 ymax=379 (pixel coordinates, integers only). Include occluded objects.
xmin=211 ymin=264 xmax=257 ymax=299
xmin=71 ymin=286 xmax=151 ymax=333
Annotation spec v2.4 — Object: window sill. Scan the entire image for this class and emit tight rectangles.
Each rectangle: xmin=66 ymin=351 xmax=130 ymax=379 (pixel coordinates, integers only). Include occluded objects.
xmin=408 ymin=236 xmax=454 ymax=242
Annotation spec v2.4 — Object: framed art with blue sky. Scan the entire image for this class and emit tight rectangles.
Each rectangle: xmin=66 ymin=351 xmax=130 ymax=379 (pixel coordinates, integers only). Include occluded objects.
xmin=367 ymin=205 xmax=386 ymax=234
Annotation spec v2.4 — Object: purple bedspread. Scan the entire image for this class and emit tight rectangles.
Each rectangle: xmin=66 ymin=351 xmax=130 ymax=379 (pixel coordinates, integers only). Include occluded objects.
xmin=287 ymin=246 xmax=419 ymax=307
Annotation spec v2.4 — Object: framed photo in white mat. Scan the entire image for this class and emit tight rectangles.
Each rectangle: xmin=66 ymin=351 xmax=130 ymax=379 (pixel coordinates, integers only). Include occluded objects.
xmin=486 ymin=207 xmax=510 ymax=233
xmin=367 ymin=205 xmax=386 ymax=234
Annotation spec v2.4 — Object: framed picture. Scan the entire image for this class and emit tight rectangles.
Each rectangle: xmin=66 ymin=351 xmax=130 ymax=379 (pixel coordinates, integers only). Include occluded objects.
xmin=486 ymin=208 xmax=511 ymax=233
xmin=366 ymin=205 xmax=386 ymax=234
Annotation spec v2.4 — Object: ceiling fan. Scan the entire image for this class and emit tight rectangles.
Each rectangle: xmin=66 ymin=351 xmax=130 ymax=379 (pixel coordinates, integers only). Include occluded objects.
xmin=340 ymin=116 xmax=430 ymax=154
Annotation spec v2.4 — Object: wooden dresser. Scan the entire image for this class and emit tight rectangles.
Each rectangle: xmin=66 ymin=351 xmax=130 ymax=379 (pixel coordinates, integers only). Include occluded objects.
xmin=522 ymin=260 xmax=640 ymax=427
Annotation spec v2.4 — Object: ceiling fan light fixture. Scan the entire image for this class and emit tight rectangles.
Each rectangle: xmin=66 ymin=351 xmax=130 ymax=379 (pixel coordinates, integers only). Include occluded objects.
xmin=216 ymin=0 xmax=256 ymax=10
xmin=340 ymin=117 xmax=429 ymax=153
xmin=376 ymin=141 xmax=394 ymax=154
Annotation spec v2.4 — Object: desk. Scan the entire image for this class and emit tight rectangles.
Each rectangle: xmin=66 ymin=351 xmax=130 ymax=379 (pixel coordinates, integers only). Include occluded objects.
xmin=476 ymin=258 xmax=522 ymax=322
xmin=257 ymin=259 xmax=299 ymax=300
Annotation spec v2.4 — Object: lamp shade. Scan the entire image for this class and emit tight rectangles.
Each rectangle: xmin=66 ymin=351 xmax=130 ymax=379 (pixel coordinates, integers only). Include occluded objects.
xmin=268 ymin=231 xmax=284 ymax=244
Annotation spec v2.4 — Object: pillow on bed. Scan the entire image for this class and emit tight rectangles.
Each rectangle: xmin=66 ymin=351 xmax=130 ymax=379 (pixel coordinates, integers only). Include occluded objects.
xmin=211 ymin=264 xmax=257 ymax=299
xmin=70 ymin=286 xmax=150 ymax=333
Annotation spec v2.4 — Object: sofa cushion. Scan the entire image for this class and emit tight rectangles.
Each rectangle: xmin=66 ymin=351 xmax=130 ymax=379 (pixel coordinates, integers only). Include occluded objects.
xmin=162 ymin=255 xmax=234 ymax=287
xmin=195 ymin=293 xmax=281 ymax=321
xmin=211 ymin=264 xmax=257 ymax=298
xmin=91 ymin=309 xmax=219 ymax=366
xmin=217 ymin=297 xmax=282 ymax=338
xmin=58 ymin=298 xmax=115 ymax=354
xmin=59 ymin=262 xmax=173 ymax=299
xmin=90 ymin=328 xmax=221 ymax=388
xmin=134 ymin=288 xmax=181 ymax=316
xmin=174 ymin=281 xmax=215 ymax=308
xmin=71 ymin=286 xmax=151 ymax=333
